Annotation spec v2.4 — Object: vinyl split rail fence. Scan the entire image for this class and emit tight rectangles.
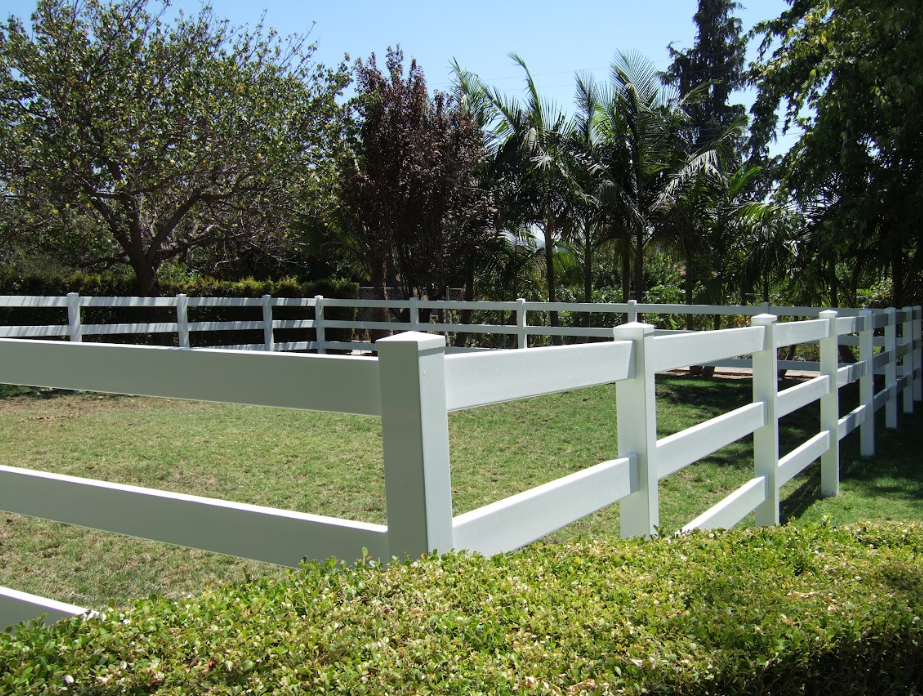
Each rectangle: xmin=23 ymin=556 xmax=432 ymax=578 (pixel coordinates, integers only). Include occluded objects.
xmin=0 ymin=298 xmax=920 ymax=631
xmin=0 ymin=292 xmax=896 ymax=356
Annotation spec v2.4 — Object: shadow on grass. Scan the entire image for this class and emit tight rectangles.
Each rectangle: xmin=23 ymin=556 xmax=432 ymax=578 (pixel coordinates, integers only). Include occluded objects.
xmin=661 ymin=372 xmax=923 ymax=521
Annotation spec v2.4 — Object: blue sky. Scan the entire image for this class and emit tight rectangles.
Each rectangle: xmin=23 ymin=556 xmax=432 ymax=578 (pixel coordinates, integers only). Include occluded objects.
xmin=3 ymin=0 xmax=796 ymax=152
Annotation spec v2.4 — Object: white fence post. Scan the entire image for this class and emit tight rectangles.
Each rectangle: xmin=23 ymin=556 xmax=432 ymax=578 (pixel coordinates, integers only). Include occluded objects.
xmin=176 ymin=294 xmax=189 ymax=348
xmin=902 ymin=306 xmax=914 ymax=414
xmin=751 ymin=314 xmax=779 ymax=525
xmin=885 ymin=307 xmax=898 ymax=429
xmin=408 ymin=296 xmax=420 ymax=333
xmin=819 ymin=310 xmax=840 ymax=497
xmin=314 ymin=295 xmax=326 ymax=355
xmin=613 ymin=322 xmax=657 ymax=538
xmin=66 ymin=292 xmax=82 ymax=342
xmin=377 ymin=332 xmax=454 ymax=559
xmin=627 ymin=299 xmax=638 ymax=323
xmin=261 ymin=295 xmax=274 ymax=352
xmin=516 ymin=298 xmax=527 ymax=349
xmin=859 ymin=309 xmax=875 ymax=456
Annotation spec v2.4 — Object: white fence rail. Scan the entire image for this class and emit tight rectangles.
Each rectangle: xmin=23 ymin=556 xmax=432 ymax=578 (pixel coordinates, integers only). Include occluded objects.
xmin=0 ymin=292 xmax=913 ymax=358
xmin=0 ymin=298 xmax=920 ymax=631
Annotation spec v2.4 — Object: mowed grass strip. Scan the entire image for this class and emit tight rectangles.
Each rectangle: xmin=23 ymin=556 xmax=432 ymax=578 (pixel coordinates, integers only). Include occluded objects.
xmin=0 ymin=375 xmax=920 ymax=610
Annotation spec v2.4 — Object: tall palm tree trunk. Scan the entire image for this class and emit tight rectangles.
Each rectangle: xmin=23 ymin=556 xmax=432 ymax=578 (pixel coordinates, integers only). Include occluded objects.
xmin=544 ymin=226 xmax=562 ymax=346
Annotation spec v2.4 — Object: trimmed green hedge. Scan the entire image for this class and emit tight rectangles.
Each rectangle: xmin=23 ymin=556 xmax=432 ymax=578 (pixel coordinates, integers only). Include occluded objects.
xmin=0 ymin=272 xmax=359 ymax=347
xmin=2 ymin=522 xmax=922 ymax=694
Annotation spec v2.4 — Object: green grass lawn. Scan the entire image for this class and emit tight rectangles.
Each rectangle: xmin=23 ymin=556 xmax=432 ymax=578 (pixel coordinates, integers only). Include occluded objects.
xmin=0 ymin=373 xmax=920 ymax=610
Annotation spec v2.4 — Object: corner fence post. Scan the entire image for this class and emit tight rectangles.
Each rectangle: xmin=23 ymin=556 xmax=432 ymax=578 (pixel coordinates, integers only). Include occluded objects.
xmin=516 ymin=298 xmax=527 ymax=349
xmin=914 ymin=306 xmax=922 ymax=402
xmin=66 ymin=292 xmax=82 ymax=342
xmin=176 ymin=293 xmax=189 ymax=348
xmin=314 ymin=295 xmax=326 ymax=355
xmin=751 ymin=314 xmax=779 ymax=525
xmin=613 ymin=322 xmax=657 ymax=538
xmin=820 ymin=310 xmax=840 ymax=497
xmin=885 ymin=307 xmax=898 ymax=429
xmin=859 ymin=309 xmax=875 ymax=456
xmin=377 ymin=332 xmax=454 ymax=559
xmin=902 ymin=306 xmax=914 ymax=414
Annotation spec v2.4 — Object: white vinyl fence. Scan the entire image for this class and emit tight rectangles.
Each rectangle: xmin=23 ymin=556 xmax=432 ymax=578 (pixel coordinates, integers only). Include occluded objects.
xmin=0 ymin=296 xmax=919 ymax=631
xmin=0 ymin=292 xmax=890 ymax=354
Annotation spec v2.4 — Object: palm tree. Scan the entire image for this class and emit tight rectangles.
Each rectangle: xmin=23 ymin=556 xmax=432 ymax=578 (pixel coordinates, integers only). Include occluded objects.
xmin=459 ymin=54 xmax=578 ymax=343
xmin=594 ymin=52 xmax=718 ymax=304
xmin=569 ymin=74 xmax=609 ymax=311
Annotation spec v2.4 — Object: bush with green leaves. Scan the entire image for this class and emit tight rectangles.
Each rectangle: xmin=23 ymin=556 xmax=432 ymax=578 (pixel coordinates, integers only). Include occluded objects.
xmin=2 ymin=522 xmax=921 ymax=694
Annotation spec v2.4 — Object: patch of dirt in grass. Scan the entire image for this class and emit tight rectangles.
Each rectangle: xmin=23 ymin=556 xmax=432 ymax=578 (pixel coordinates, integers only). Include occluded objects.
xmin=0 ymin=392 xmax=197 ymax=417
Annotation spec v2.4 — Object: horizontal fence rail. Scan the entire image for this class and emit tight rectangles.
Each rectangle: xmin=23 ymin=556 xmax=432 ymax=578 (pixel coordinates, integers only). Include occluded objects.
xmin=0 ymin=298 xmax=919 ymax=632
xmin=0 ymin=293 xmax=916 ymax=359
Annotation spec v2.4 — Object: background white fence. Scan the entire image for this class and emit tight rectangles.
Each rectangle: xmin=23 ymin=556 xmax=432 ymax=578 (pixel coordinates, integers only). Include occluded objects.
xmin=0 ymin=292 xmax=896 ymax=358
xmin=0 ymin=297 xmax=919 ymax=630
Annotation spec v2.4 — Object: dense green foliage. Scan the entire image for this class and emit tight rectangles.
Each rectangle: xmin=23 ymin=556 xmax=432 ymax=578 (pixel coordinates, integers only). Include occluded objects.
xmin=2 ymin=522 xmax=922 ymax=694
xmin=750 ymin=0 xmax=923 ymax=307
xmin=664 ymin=0 xmax=747 ymax=158
xmin=0 ymin=0 xmax=348 ymax=295
xmin=1 ymin=0 xmax=918 ymax=312
xmin=332 ymin=48 xmax=495 ymax=307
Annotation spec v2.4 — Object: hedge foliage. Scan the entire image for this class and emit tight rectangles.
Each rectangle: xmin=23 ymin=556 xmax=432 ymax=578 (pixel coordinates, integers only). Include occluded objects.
xmin=0 ymin=272 xmax=360 ymax=347
xmin=2 ymin=522 xmax=922 ymax=694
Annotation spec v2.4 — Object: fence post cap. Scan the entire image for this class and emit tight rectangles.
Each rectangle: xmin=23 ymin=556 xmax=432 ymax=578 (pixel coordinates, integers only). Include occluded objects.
xmin=376 ymin=331 xmax=445 ymax=351
xmin=751 ymin=313 xmax=777 ymax=326
xmin=819 ymin=309 xmax=838 ymax=318
xmin=613 ymin=322 xmax=655 ymax=339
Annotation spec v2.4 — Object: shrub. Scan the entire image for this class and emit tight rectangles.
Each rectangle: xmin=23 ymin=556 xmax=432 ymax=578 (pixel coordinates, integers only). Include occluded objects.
xmin=2 ymin=522 xmax=922 ymax=694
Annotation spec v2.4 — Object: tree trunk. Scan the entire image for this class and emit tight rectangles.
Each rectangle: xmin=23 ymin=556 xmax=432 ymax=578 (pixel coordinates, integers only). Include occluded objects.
xmin=132 ymin=261 xmax=161 ymax=298
xmin=545 ymin=225 xmax=562 ymax=346
xmin=579 ymin=234 xmax=592 ymax=343
xmin=453 ymin=255 xmax=476 ymax=348
xmin=684 ymin=242 xmax=694 ymax=331
xmin=128 ymin=257 xmax=175 ymax=345
xmin=892 ymin=246 xmax=904 ymax=308
xmin=634 ymin=223 xmax=644 ymax=305
xmin=370 ymin=259 xmax=391 ymax=343
xmin=620 ymin=235 xmax=631 ymax=324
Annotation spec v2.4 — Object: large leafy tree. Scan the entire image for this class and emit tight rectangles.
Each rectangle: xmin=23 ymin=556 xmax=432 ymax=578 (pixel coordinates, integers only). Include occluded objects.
xmin=0 ymin=0 xmax=347 ymax=295
xmin=664 ymin=0 xmax=747 ymax=156
xmin=335 ymin=47 xmax=495 ymax=305
xmin=660 ymin=0 xmax=750 ymax=312
xmin=750 ymin=0 xmax=923 ymax=306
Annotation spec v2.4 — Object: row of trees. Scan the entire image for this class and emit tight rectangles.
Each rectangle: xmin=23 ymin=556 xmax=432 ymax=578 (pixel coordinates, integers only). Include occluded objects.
xmin=1 ymin=0 xmax=919 ymax=312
